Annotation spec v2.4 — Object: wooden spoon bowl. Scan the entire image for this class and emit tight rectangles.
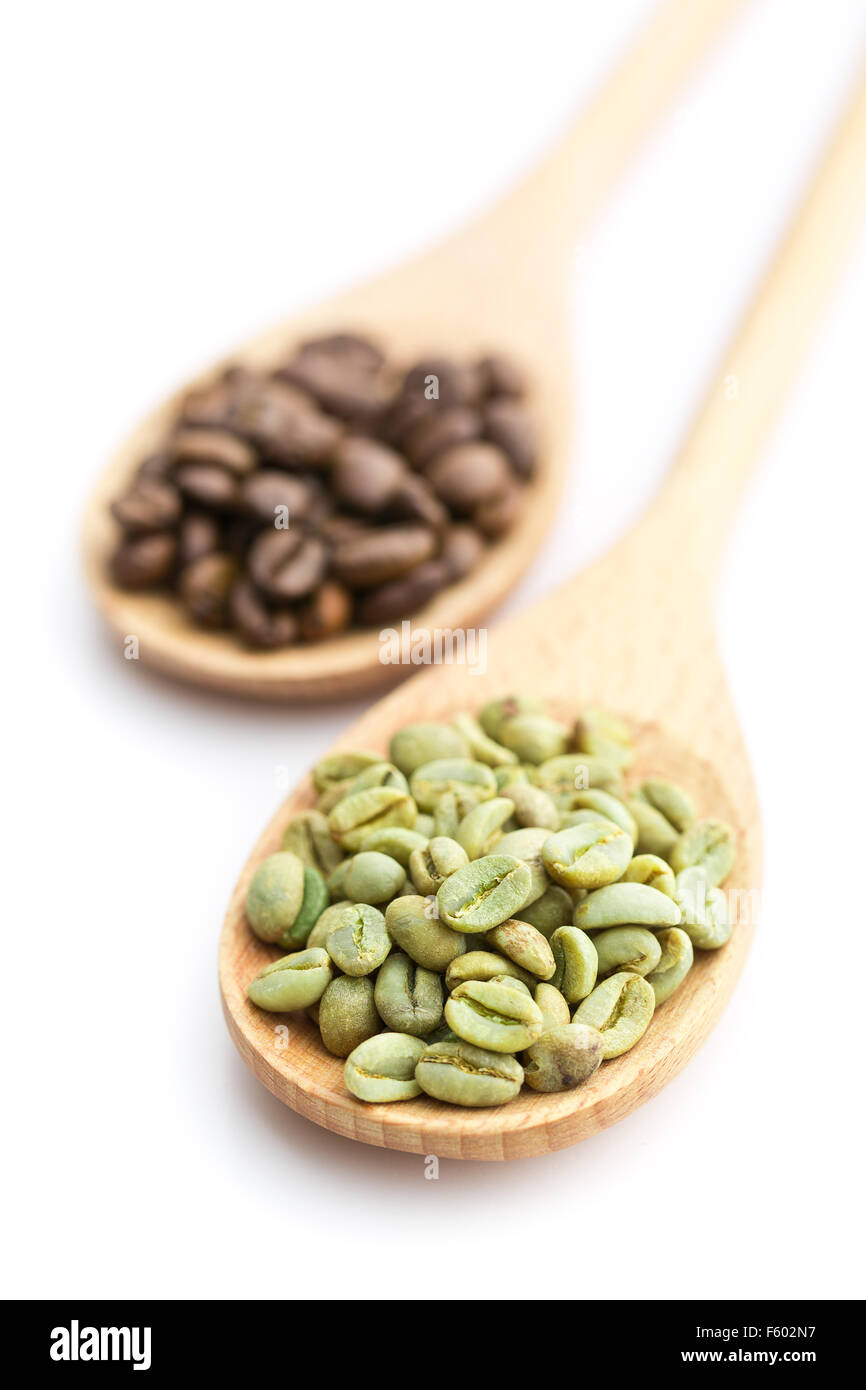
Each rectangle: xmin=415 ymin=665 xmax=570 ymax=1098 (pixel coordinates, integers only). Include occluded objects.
xmin=220 ymin=709 xmax=756 ymax=1160
xmin=81 ymin=0 xmax=744 ymax=700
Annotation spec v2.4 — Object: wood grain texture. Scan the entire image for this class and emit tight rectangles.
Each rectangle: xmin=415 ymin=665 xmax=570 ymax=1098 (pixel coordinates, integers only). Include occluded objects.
xmin=220 ymin=52 xmax=866 ymax=1158
xmin=81 ymin=0 xmax=745 ymax=701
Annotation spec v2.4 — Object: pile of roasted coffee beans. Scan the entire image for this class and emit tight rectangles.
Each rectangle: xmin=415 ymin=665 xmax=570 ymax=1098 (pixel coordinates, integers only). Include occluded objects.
xmin=109 ymin=335 xmax=536 ymax=647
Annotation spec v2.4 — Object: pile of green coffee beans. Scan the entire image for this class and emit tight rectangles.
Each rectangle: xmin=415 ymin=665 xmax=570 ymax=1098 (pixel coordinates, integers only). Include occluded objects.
xmin=244 ymin=697 xmax=737 ymax=1107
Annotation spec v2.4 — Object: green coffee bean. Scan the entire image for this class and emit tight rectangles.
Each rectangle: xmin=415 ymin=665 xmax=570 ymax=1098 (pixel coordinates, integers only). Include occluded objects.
xmin=493 ymin=826 xmax=551 ymax=904
xmin=344 ymin=1033 xmax=426 ymax=1102
xmin=486 ymin=918 xmax=555 ymax=980
xmin=633 ymin=779 xmax=695 ymax=834
xmin=374 ymin=953 xmax=444 ymax=1037
xmin=325 ymin=859 xmax=349 ymax=900
xmin=328 ymin=786 xmax=417 ymax=852
xmin=385 ymin=895 xmax=466 ymax=972
xmin=523 ymin=1023 xmax=605 ymax=1092
xmin=356 ymin=826 xmax=429 ymax=866
xmin=342 ymin=762 xmax=409 ymax=801
xmin=325 ymin=903 xmax=391 ymax=976
xmin=647 ymin=927 xmax=694 ymax=1004
xmin=494 ymin=765 xmax=531 ymax=792
xmin=555 ymin=809 xmax=622 ymax=834
xmin=389 ymin=722 xmax=469 ymax=775
xmin=455 ymin=798 xmax=514 ymax=859
xmin=503 ymin=783 xmax=559 ymax=829
xmin=573 ymin=972 xmax=655 ymax=1058
xmin=414 ymin=813 xmax=436 ymax=838
xmin=519 ymin=884 xmax=574 ymax=939
xmin=415 ymin=1039 xmax=524 ymax=1107
xmin=409 ymin=758 xmax=497 ymax=811
xmin=670 ymin=819 xmax=736 ymax=887
xmin=445 ymin=979 xmax=544 ymax=1052
xmin=550 ymin=926 xmax=598 ymax=1003
xmin=534 ymin=982 xmax=571 ymax=1031
xmin=280 ymin=811 xmax=343 ymax=875
xmin=573 ymin=882 xmax=682 ymax=930
xmin=568 ymin=789 xmax=637 ymax=842
xmin=312 ymin=750 xmax=380 ymax=793
xmin=593 ymin=926 xmax=662 ymax=978
xmin=542 ymin=822 xmax=632 ymax=891
xmin=436 ymin=854 xmax=532 ymax=932
xmin=533 ymin=753 xmax=623 ymax=802
xmin=245 ymin=851 xmax=306 ymax=943
xmin=479 ymin=695 xmax=547 ymax=743
xmin=318 ymin=975 xmax=380 ymax=1057
xmin=627 ymin=797 xmax=679 ymax=858
xmin=431 ymin=791 xmax=461 ymax=838
xmin=623 ymin=854 xmax=676 ymax=898
xmin=675 ymin=866 xmax=732 ymax=949
xmin=452 ymin=711 xmax=518 ymax=767
xmin=490 ymin=975 xmax=532 ymax=995
xmin=306 ymin=900 xmax=355 ymax=950
xmin=571 ymin=707 xmax=634 ymax=769
xmin=499 ymin=713 xmax=569 ymax=763
xmin=343 ymin=851 xmax=405 ymax=904
xmin=408 ymin=836 xmax=469 ymax=894
xmin=278 ymin=866 xmax=329 ymax=948
xmin=444 ymin=951 xmax=535 ymax=991
xmin=247 ymin=948 xmax=333 ymax=1012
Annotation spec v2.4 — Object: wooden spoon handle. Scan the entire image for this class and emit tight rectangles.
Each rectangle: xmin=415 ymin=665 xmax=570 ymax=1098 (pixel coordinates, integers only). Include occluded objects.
xmin=478 ymin=0 xmax=747 ymax=261
xmin=633 ymin=53 xmax=866 ymax=586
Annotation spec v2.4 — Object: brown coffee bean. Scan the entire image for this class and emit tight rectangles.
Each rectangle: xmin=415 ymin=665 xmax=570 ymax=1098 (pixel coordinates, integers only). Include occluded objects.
xmin=180 ymin=372 xmax=243 ymax=428
xmin=319 ymin=513 xmax=372 ymax=546
xmin=473 ymin=481 xmax=524 ymax=538
xmin=174 ymin=463 xmax=241 ymax=511
xmin=478 ymin=353 xmax=526 ymax=399
xmin=425 ymin=441 xmax=511 ymax=512
xmin=280 ymin=338 xmax=391 ymax=421
xmin=439 ymin=523 xmax=485 ymax=580
xmin=135 ymin=453 xmax=173 ymax=483
xmin=299 ymin=580 xmax=353 ymax=641
xmin=177 ymin=512 xmax=221 ymax=567
xmin=386 ymin=473 xmax=448 ymax=530
xmin=296 ymin=334 xmax=384 ymax=375
xmin=332 ymin=524 xmax=437 ymax=588
xmin=111 ymin=479 xmax=181 ymax=532
xmin=247 ymin=529 xmax=327 ymax=600
xmin=401 ymin=406 xmax=482 ymax=467
xmin=110 ymin=532 xmax=177 ymax=589
xmin=240 ymin=470 xmax=314 ymax=523
xmin=331 ymin=437 xmax=406 ymax=513
xmin=229 ymin=577 xmax=299 ymax=649
xmin=401 ymin=358 xmax=481 ymax=409
xmin=231 ymin=378 xmax=343 ymax=467
xmin=355 ymin=559 xmax=450 ymax=625
xmin=170 ymin=427 xmax=257 ymax=475
xmin=178 ymin=553 xmax=238 ymax=629
xmin=383 ymin=394 xmax=434 ymax=447
xmin=483 ymin=398 xmax=536 ymax=479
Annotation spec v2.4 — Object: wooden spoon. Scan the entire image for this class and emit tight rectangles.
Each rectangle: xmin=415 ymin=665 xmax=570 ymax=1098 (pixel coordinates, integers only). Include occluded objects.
xmin=220 ymin=58 xmax=866 ymax=1159
xmin=82 ymin=0 xmax=744 ymax=700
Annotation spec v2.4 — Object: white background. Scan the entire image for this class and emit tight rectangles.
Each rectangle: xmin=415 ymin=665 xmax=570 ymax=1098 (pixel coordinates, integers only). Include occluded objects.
xmin=2 ymin=0 xmax=865 ymax=1301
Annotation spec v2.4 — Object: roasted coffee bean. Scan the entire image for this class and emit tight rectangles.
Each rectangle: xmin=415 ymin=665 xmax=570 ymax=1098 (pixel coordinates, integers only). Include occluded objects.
xmin=299 ymin=580 xmax=353 ymax=641
xmin=247 ymin=529 xmax=328 ymax=600
xmin=401 ymin=406 xmax=482 ymax=467
xmin=332 ymin=436 xmax=406 ymax=513
xmin=473 ymin=481 xmax=524 ymax=538
xmin=169 ymin=426 xmax=257 ymax=475
xmin=134 ymin=452 xmax=173 ymax=483
xmin=401 ymin=358 xmax=480 ymax=409
xmin=177 ymin=512 xmax=221 ymax=567
xmin=386 ymin=473 xmax=448 ymax=530
xmin=332 ymin=524 xmax=437 ymax=588
xmin=239 ymin=470 xmax=315 ymax=523
xmin=174 ymin=463 xmax=241 ymax=511
xmin=426 ymin=442 xmax=511 ymax=512
xmin=483 ymin=398 xmax=536 ymax=478
xmin=110 ymin=479 xmax=181 ymax=532
xmin=229 ymin=577 xmax=298 ymax=648
xmin=478 ymin=353 xmax=527 ymax=399
xmin=355 ymin=560 xmax=449 ymax=625
xmin=232 ymin=377 xmax=343 ymax=466
xmin=110 ymin=531 xmax=177 ymax=588
xmin=280 ymin=337 xmax=391 ymax=421
xmin=178 ymin=553 xmax=238 ymax=628
xmin=439 ymin=524 xmax=485 ymax=580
